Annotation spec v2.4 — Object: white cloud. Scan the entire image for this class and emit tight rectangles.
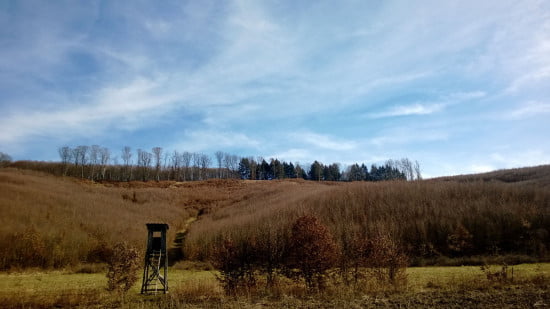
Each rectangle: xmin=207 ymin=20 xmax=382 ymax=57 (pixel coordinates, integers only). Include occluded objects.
xmin=291 ymin=132 xmax=357 ymax=151
xmin=268 ymin=148 xmax=312 ymax=163
xmin=506 ymin=101 xmax=550 ymax=119
xmin=468 ymin=164 xmax=496 ymax=174
xmin=369 ymin=91 xmax=486 ymax=119
xmin=369 ymin=131 xmax=449 ymax=147
xmin=0 ymin=77 xmax=176 ymax=144
xmin=170 ymin=130 xmax=260 ymax=152
xmin=2 ymin=0 xmax=550 ymax=175
xmin=370 ymin=103 xmax=445 ymax=118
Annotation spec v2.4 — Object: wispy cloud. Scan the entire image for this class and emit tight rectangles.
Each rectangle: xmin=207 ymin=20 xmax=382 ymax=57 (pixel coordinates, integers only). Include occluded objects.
xmin=170 ymin=130 xmax=260 ymax=153
xmin=0 ymin=77 xmax=176 ymax=144
xmin=369 ymin=91 xmax=486 ymax=119
xmin=1 ymin=1 xmax=549 ymax=176
xmin=370 ymin=103 xmax=445 ymax=118
xmin=291 ymin=132 xmax=357 ymax=151
xmin=505 ymin=101 xmax=550 ymax=119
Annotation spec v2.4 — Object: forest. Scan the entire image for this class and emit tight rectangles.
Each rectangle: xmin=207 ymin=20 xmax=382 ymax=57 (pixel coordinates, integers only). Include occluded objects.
xmin=5 ymin=145 xmax=421 ymax=182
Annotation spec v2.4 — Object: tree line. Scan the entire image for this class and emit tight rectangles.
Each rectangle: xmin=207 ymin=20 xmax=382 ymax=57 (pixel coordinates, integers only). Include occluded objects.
xmin=6 ymin=145 xmax=422 ymax=182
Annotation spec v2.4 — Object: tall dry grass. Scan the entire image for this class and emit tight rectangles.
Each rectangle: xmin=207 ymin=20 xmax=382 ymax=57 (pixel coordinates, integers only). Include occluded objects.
xmin=0 ymin=168 xmax=337 ymax=269
xmin=2 ymin=166 xmax=549 ymax=271
xmin=0 ymin=168 xmax=253 ymax=269
xmin=184 ymin=180 xmax=550 ymax=265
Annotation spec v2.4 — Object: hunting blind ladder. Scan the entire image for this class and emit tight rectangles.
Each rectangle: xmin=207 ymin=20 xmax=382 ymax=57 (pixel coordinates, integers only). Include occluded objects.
xmin=141 ymin=223 xmax=169 ymax=294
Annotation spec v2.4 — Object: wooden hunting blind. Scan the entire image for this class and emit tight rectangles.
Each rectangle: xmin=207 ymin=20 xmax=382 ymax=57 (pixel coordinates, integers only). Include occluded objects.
xmin=141 ymin=223 xmax=169 ymax=294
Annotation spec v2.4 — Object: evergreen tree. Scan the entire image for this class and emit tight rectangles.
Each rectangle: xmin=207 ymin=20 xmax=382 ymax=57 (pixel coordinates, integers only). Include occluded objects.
xmin=324 ymin=163 xmax=341 ymax=181
xmin=361 ymin=163 xmax=370 ymax=181
xmin=349 ymin=163 xmax=364 ymax=181
xmin=309 ymin=161 xmax=323 ymax=181
xmin=270 ymin=159 xmax=285 ymax=179
xmin=284 ymin=162 xmax=297 ymax=178
xmin=238 ymin=158 xmax=251 ymax=180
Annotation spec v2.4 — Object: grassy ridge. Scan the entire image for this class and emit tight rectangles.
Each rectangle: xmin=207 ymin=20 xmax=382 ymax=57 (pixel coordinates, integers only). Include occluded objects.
xmin=434 ymin=164 xmax=550 ymax=187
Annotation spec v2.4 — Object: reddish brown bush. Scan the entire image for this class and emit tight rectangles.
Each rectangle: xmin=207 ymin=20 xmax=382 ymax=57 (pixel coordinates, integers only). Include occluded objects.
xmin=211 ymin=236 xmax=257 ymax=295
xmin=286 ymin=215 xmax=338 ymax=291
xmin=366 ymin=234 xmax=408 ymax=285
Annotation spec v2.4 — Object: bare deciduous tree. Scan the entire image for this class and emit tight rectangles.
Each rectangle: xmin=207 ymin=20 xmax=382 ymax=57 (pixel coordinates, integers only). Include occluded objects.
xmin=399 ymin=158 xmax=414 ymax=181
xmin=215 ymin=151 xmax=224 ymax=178
xmin=73 ymin=145 xmax=89 ymax=178
xmin=223 ymin=154 xmax=240 ymax=179
xmin=89 ymin=145 xmax=101 ymax=180
xmin=181 ymin=151 xmax=192 ymax=181
xmin=58 ymin=146 xmax=72 ymax=175
xmin=199 ymin=153 xmax=211 ymax=180
xmin=414 ymin=160 xmax=422 ymax=180
xmin=191 ymin=152 xmax=200 ymax=181
xmin=152 ymin=147 xmax=162 ymax=181
xmin=171 ymin=151 xmax=181 ymax=181
xmin=99 ymin=147 xmax=110 ymax=180
xmin=137 ymin=149 xmax=152 ymax=181
xmin=121 ymin=146 xmax=132 ymax=181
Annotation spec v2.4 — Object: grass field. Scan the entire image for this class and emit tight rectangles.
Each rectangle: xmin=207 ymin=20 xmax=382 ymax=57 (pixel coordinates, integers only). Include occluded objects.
xmin=1 ymin=166 xmax=550 ymax=307
xmin=0 ymin=263 xmax=548 ymax=308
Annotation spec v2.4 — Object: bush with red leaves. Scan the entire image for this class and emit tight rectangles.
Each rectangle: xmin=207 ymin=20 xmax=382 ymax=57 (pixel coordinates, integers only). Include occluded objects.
xmin=285 ymin=215 xmax=338 ymax=291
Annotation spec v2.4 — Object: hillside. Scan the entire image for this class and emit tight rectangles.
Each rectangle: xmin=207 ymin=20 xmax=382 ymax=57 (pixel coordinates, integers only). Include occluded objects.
xmin=1 ymin=164 xmax=550 ymax=270
xmin=433 ymin=164 xmax=550 ymax=187
xmin=0 ymin=168 xmax=335 ymax=269
xmin=183 ymin=164 xmax=550 ymax=265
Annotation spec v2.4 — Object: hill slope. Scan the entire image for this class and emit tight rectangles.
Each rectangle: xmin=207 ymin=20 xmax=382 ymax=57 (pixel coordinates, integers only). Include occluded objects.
xmin=0 ymin=168 xmax=335 ymax=269
xmin=434 ymin=165 xmax=550 ymax=187
xmin=1 ymin=164 xmax=550 ymax=269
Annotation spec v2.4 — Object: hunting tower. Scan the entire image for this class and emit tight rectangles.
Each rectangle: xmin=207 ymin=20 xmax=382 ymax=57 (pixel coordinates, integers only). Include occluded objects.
xmin=141 ymin=223 xmax=169 ymax=294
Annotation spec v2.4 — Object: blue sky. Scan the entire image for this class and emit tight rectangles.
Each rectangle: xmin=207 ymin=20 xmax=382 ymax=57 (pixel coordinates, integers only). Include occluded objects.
xmin=1 ymin=0 xmax=549 ymax=177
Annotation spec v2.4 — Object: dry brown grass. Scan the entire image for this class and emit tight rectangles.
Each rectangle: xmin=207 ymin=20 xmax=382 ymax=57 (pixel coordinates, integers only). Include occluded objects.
xmin=0 ymin=168 xmax=337 ymax=269
xmin=0 ymin=168 xmax=290 ymax=269
xmin=2 ymin=166 xmax=549 ymax=271
xmin=434 ymin=164 xmax=550 ymax=187
xmin=184 ymin=179 xmax=550 ymax=266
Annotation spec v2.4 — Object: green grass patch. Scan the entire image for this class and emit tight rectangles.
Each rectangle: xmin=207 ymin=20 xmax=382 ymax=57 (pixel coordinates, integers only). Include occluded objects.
xmin=0 ymin=264 xmax=548 ymax=308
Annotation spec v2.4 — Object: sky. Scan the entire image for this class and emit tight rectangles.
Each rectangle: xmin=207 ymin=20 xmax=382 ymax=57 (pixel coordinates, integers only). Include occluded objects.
xmin=1 ymin=0 xmax=549 ymax=178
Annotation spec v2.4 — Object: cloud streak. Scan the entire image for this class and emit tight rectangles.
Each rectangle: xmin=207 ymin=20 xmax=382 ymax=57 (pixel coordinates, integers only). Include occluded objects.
xmin=0 ymin=0 xmax=549 ymax=176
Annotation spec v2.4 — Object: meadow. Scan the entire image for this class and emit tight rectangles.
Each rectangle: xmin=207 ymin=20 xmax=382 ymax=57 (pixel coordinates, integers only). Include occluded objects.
xmin=0 ymin=263 xmax=548 ymax=308
xmin=1 ymin=165 xmax=549 ymax=307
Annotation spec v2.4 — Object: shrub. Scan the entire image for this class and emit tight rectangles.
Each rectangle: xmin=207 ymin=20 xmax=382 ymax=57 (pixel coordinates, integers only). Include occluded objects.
xmin=480 ymin=263 xmax=513 ymax=284
xmin=255 ymin=226 xmax=287 ymax=288
xmin=211 ymin=236 xmax=257 ymax=296
xmin=447 ymin=224 xmax=473 ymax=256
xmin=285 ymin=215 xmax=338 ymax=291
xmin=106 ymin=242 xmax=141 ymax=293
xmin=366 ymin=234 xmax=408 ymax=286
